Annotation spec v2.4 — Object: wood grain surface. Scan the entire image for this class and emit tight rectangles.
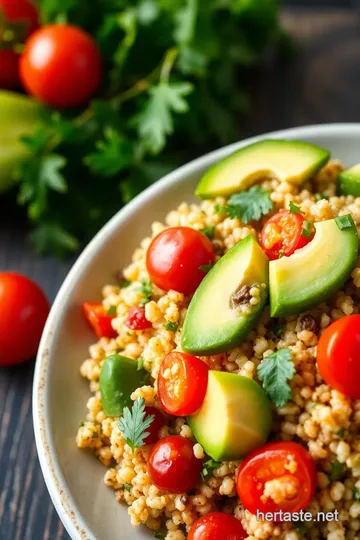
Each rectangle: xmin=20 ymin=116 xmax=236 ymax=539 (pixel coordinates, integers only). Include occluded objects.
xmin=1 ymin=6 xmax=360 ymax=540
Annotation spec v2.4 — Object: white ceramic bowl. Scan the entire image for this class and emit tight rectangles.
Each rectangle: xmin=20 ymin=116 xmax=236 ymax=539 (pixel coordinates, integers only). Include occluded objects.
xmin=33 ymin=124 xmax=360 ymax=540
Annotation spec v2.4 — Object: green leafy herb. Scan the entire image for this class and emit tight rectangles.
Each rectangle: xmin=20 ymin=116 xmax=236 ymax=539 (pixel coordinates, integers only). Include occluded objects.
xmin=199 ymin=264 xmax=214 ymax=273
xmin=330 ymin=460 xmax=345 ymax=481
xmin=153 ymin=532 xmax=166 ymax=540
xmin=315 ymin=193 xmax=329 ymax=201
xmin=138 ymin=280 xmax=152 ymax=305
xmin=258 ymin=348 xmax=295 ymax=407
xmin=137 ymin=357 xmax=145 ymax=371
xmin=200 ymin=226 xmax=215 ymax=239
xmin=301 ymin=221 xmax=313 ymax=238
xmin=124 ymin=483 xmax=132 ymax=492
xmin=120 ymin=279 xmax=131 ymax=288
xmin=335 ymin=214 xmax=355 ymax=231
xmin=354 ymin=487 xmax=360 ymax=501
xmin=214 ymin=203 xmax=227 ymax=215
xmin=106 ymin=305 xmax=117 ymax=316
xmin=201 ymin=459 xmax=221 ymax=481
xmin=272 ymin=323 xmax=284 ymax=337
xmin=79 ymin=421 xmax=85 ymax=427
xmin=92 ymin=432 xmax=99 ymax=439
xmin=226 ymin=187 xmax=273 ymax=224
xmin=337 ymin=428 xmax=345 ymax=438
xmin=165 ymin=321 xmax=179 ymax=332
xmin=119 ymin=398 xmax=155 ymax=452
xmin=289 ymin=201 xmax=303 ymax=214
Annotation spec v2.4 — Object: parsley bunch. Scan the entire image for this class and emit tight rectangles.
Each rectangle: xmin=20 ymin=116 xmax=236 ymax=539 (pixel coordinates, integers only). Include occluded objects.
xmin=12 ymin=0 xmax=285 ymax=256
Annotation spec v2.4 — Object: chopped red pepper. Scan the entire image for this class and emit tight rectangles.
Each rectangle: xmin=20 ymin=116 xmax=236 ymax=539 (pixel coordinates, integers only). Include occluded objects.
xmin=82 ymin=302 xmax=117 ymax=338
xmin=125 ymin=306 xmax=152 ymax=331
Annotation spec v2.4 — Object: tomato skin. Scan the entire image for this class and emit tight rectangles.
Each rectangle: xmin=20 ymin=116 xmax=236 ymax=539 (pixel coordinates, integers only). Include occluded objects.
xmin=236 ymin=441 xmax=316 ymax=515
xmin=317 ymin=315 xmax=360 ymax=399
xmin=146 ymin=227 xmax=215 ymax=295
xmin=143 ymin=407 xmax=166 ymax=445
xmin=188 ymin=513 xmax=247 ymax=540
xmin=82 ymin=302 xmax=117 ymax=339
xmin=148 ymin=436 xmax=202 ymax=493
xmin=20 ymin=24 xmax=102 ymax=108
xmin=0 ymin=273 xmax=49 ymax=366
xmin=158 ymin=352 xmax=209 ymax=416
xmin=0 ymin=0 xmax=39 ymax=88
xmin=124 ymin=306 xmax=152 ymax=331
xmin=260 ymin=210 xmax=314 ymax=261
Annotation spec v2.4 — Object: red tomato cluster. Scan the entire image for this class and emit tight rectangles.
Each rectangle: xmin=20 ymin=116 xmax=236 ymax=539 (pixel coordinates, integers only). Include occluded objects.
xmin=0 ymin=0 xmax=102 ymax=107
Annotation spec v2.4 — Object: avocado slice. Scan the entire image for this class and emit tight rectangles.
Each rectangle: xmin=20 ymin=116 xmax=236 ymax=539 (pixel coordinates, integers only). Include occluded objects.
xmin=188 ymin=371 xmax=272 ymax=461
xmin=270 ymin=216 xmax=358 ymax=317
xmin=181 ymin=235 xmax=269 ymax=355
xmin=338 ymin=164 xmax=360 ymax=196
xmin=195 ymin=139 xmax=330 ymax=199
xmin=99 ymin=354 xmax=150 ymax=416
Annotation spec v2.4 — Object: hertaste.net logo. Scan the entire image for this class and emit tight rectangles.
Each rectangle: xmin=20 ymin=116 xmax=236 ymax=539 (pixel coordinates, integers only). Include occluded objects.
xmin=256 ymin=509 xmax=339 ymax=523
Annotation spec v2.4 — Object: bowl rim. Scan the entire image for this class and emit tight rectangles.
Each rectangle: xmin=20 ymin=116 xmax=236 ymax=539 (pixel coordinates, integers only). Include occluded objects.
xmin=33 ymin=123 xmax=360 ymax=540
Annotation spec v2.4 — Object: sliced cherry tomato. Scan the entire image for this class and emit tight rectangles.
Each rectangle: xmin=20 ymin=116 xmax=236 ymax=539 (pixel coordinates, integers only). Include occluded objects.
xmin=124 ymin=306 xmax=152 ymax=331
xmin=82 ymin=302 xmax=117 ymax=339
xmin=0 ymin=0 xmax=39 ymax=89
xmin=158 ymin=352 xmax=209 ymax=416
xmin=148 ymin=436 xmax=202 ymax=493
xmin=188 ymin=513 xmax=247 ymax=540
xmin=237 ymin=441 xmax=316 ymax=515
xmin=0 ymin=273 xmax=49 ymax=366
xmin=260 ymin=210 xmax=314 ymax=260
xmin=146 ymin=227 xmax=215 ymax=295
xmin=317 ymin=315 xmax=360 ymax=399
xmin=20 ymin=24 xmax=102 ymax=108
xmin=143 ymin=407 xmax=166 ymax=445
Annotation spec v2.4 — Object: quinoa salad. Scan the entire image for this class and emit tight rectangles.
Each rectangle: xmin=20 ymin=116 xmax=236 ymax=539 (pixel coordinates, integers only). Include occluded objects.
xmin=76 ymin=140 xmax=360 ymax=540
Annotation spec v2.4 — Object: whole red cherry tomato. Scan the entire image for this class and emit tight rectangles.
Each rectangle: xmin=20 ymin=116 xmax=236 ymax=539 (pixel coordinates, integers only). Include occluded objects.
xmin=237 ymin=441 xmax=316 ymax=515
xmin=260 ymin=210 xmax=314 ymax=260
xmin=0 ymin=273 xmax=49 ymax=366
xmin=158 ymin=352 xmax=209 ymax=416
xmin=125 ymin=306 xmax=152 ymax=331
xmin=146 ymin=227 xmax=215 ymax=295
xmin=148 ymin=436 xmax=202 ymax=493
xmin=317 ymin=315 xmax=360 ymax=399
xmin=20 ymin=24 xmax=102 ymax=108
xmin=82 ymin=302 xmax=117 ymax=339
xmin=0 ymin=0 xmax=39 ymax=89
xmin=143 ymin=407 xmax=166 ymax=445
xmin=188 ymin=513 xmax=247 ymax=540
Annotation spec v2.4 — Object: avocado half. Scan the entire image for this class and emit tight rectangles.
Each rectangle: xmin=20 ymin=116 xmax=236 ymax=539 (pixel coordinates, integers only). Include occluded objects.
xmin=195 ymin=139 xmax=330 ymax=199
xmin=270 ymin=216 xmax=358 ymax=317
xmin=181 ymin=235 xmax=269 ymax=355
xmin=338 ymin=164 xmax=360 ymax=197
xmin=188 ymin=371 xmax=272 ymax=461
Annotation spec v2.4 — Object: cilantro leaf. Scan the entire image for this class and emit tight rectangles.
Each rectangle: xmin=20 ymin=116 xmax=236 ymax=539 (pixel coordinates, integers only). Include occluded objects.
xmin=201 ymin=459 xmax=221 ymax=481
xmin=200 ymin=226 xmax=215 ymax=239
xmin=85 ymin=129 xmax=133 ymax=177
xmin=153 ymin=532 xmax=165 ymax=540
xmin=227 ymin=187 xmax=273 ymax=224
xmin=337 ymin=428 xmax=345 ymax=438
xmin=315 ymin=193 xmax=329 ymax=202
xmin=29 ymin=222 xmax=79 ymax=258
xmin=107 ymin=305 xmax=117 ymax=316
xmin=330 ymin=460 xmax=345 ymax=481
xmin=120 ymin=279 xmax=131 ymax=288
xmin=174 ymin=0 xmax=198 ymax=45
xmin=272 ymin=323 xmax=284 ymax=337
xmin=138 ymin=280 xmax=152 ymax=305
xmin=354 ymin=487 xmax=360 ymax=501
xmin=135 ymin=82 xmax=194 ymax=154
xmin=289 ymin=201 xmax=303 ymax=214
xmin=124 ymin=483 xmax=132 ymax=492
xmin=258 ymin=348 xmax=295 ymax=407
xmin=119 ymin=398 xmax=155 ymax=452
xmin=165 ymin=321 xmax=178 ymax=332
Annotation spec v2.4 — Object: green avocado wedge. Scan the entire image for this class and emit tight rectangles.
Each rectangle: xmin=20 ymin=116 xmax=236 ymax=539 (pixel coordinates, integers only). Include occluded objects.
xmin=0 ymin=91 xmax=40 ymax=193
xmin=270 ymin=216 xmax=358 ymax=317
xmin=338 ymin=164 xmax=360 ymax=196
xmin=195 ymin=139 xmax=330 ymax=199
xmin=188 ymin=371 xmax=272 ymax=461
xmin=99 ymin=354 xmax=150 ymax=416
xmin=181 ymin=235 xmax=269 ymax=355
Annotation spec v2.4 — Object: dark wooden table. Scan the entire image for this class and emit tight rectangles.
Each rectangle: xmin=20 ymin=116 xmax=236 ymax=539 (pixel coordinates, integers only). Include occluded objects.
xmin=1 ymin=5 xmax=360 ymax=539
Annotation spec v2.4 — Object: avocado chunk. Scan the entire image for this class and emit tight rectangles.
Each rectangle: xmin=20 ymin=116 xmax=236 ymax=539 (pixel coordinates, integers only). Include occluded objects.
xmin=338 ymin=164 xmax=360 ymax=196
xmin=270 ymin=216 xmax=358 ymax=317
xmin=100 ymin=354 xmax=149 ymax=416
xmin=188 ymin=371 xmax=272 ymax=461
xmin=181 ymin=235 xmax=269 ymax=355
xmin=195 ymin=139 xmax=330 ymax=199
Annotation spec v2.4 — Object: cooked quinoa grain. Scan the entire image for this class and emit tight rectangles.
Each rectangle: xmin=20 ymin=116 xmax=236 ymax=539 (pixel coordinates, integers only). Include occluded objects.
xmin=76 ymin=159 xmax=360 ymax=539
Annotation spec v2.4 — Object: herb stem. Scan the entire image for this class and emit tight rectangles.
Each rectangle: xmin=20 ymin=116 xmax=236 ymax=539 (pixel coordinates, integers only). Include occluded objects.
xmin=160 ymin=48 xmax=179 ymax=84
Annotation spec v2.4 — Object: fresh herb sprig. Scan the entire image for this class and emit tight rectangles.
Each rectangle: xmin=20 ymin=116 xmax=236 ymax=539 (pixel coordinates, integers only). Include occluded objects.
xmin=119 ymin=398 xmax=154 ymax=453
xmin=226 ymin=186 xmax=274 ymax=224
xmin=258 ymin=348 xmax=295 ymax=407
